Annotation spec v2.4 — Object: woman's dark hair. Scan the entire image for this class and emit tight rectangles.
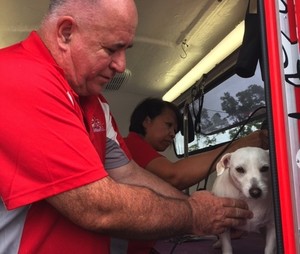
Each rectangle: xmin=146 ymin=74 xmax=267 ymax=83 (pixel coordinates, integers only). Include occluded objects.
xmin=129 ymin=97 xmax=182 ymax=136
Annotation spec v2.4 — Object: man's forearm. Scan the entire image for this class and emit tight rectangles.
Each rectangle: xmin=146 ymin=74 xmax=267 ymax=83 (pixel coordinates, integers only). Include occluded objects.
xmin=47 ymin=175 xmax=253 ymax=240
xmin=47 ymin=176 xmax=193 ymax=240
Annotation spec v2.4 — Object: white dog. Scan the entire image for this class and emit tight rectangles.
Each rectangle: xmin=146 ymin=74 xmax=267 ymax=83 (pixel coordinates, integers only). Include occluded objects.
xmin=211 ymin=147 xmax=276 ymax=254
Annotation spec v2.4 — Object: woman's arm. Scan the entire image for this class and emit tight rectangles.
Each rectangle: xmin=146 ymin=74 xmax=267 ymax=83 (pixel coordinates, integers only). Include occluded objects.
xmin=146 ymin=130 xmax=268 ymax=190
xmin=108 ymin=160 xmax=187 ymax=199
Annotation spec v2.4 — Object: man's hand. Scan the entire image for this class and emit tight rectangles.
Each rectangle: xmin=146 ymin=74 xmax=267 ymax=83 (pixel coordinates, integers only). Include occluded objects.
xmin=188 ymin=191 xmax=253 ymax=235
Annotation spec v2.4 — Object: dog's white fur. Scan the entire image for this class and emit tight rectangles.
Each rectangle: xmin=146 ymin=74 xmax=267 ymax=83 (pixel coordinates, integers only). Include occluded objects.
xmin=211 ymin=147 xmax=276 ymax=254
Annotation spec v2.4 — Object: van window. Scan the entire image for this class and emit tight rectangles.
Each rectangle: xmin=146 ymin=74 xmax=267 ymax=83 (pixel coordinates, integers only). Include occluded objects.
xmin=174 ymin=65 xmax=266 ymax=156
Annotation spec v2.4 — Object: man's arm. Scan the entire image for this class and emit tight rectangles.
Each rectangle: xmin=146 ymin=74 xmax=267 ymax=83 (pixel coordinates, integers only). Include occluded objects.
xmin=46 ymin=175 xmax=253 ymax=240
xmin=108 ymin=160 xmax=187 ymax=199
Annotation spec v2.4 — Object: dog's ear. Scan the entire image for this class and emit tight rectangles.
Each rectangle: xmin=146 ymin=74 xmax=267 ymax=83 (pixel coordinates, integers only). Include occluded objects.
xmin=216 ymin=153 xmax=231 ymax=176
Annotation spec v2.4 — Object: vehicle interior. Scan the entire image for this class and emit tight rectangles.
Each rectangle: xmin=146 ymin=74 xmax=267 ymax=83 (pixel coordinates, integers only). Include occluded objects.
xmin=2 ymin=0 xmax=297 ymax=253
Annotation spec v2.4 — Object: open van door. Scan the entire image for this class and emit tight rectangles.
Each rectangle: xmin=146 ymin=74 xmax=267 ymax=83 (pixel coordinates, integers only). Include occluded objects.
xmin=262 ymin=0 xmax=300 ymax=253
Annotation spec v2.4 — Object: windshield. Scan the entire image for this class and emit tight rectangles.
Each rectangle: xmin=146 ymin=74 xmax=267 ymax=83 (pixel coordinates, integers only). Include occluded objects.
xmin=174 ymin=65 xmax=266 ymax=156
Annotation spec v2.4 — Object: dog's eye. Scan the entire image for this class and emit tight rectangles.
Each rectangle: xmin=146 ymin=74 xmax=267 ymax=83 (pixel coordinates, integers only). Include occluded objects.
xmin=260 ymin=166 xmax=269 ymax=172
xmin=236 ymin=167 xmax=245 ymax=173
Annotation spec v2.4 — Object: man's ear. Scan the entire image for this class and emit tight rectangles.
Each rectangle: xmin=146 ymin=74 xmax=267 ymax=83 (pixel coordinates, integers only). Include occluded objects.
xmin=56 ymin=16 xmax=76 ymax=50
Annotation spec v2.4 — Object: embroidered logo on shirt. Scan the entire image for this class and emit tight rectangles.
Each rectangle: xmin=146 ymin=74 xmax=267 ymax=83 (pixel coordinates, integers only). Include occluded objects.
xmin=91 ymin=117 xmax=105 ymax=132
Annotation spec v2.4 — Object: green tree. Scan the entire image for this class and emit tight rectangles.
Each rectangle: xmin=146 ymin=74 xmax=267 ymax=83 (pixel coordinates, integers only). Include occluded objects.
xmin=186 ymin=84 xmax=265 ymax=152
xmin=220 ymin=84 xmax=265 ymax=138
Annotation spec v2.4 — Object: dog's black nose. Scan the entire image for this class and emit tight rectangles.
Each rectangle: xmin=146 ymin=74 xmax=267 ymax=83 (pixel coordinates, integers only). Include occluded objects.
xmin=249 ymin=187 xmax=262 ymax=198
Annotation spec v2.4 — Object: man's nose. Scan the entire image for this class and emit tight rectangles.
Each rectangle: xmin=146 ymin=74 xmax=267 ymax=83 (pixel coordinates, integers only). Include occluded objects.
xmin=110 ymin=51 xmax=126 ymax=73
